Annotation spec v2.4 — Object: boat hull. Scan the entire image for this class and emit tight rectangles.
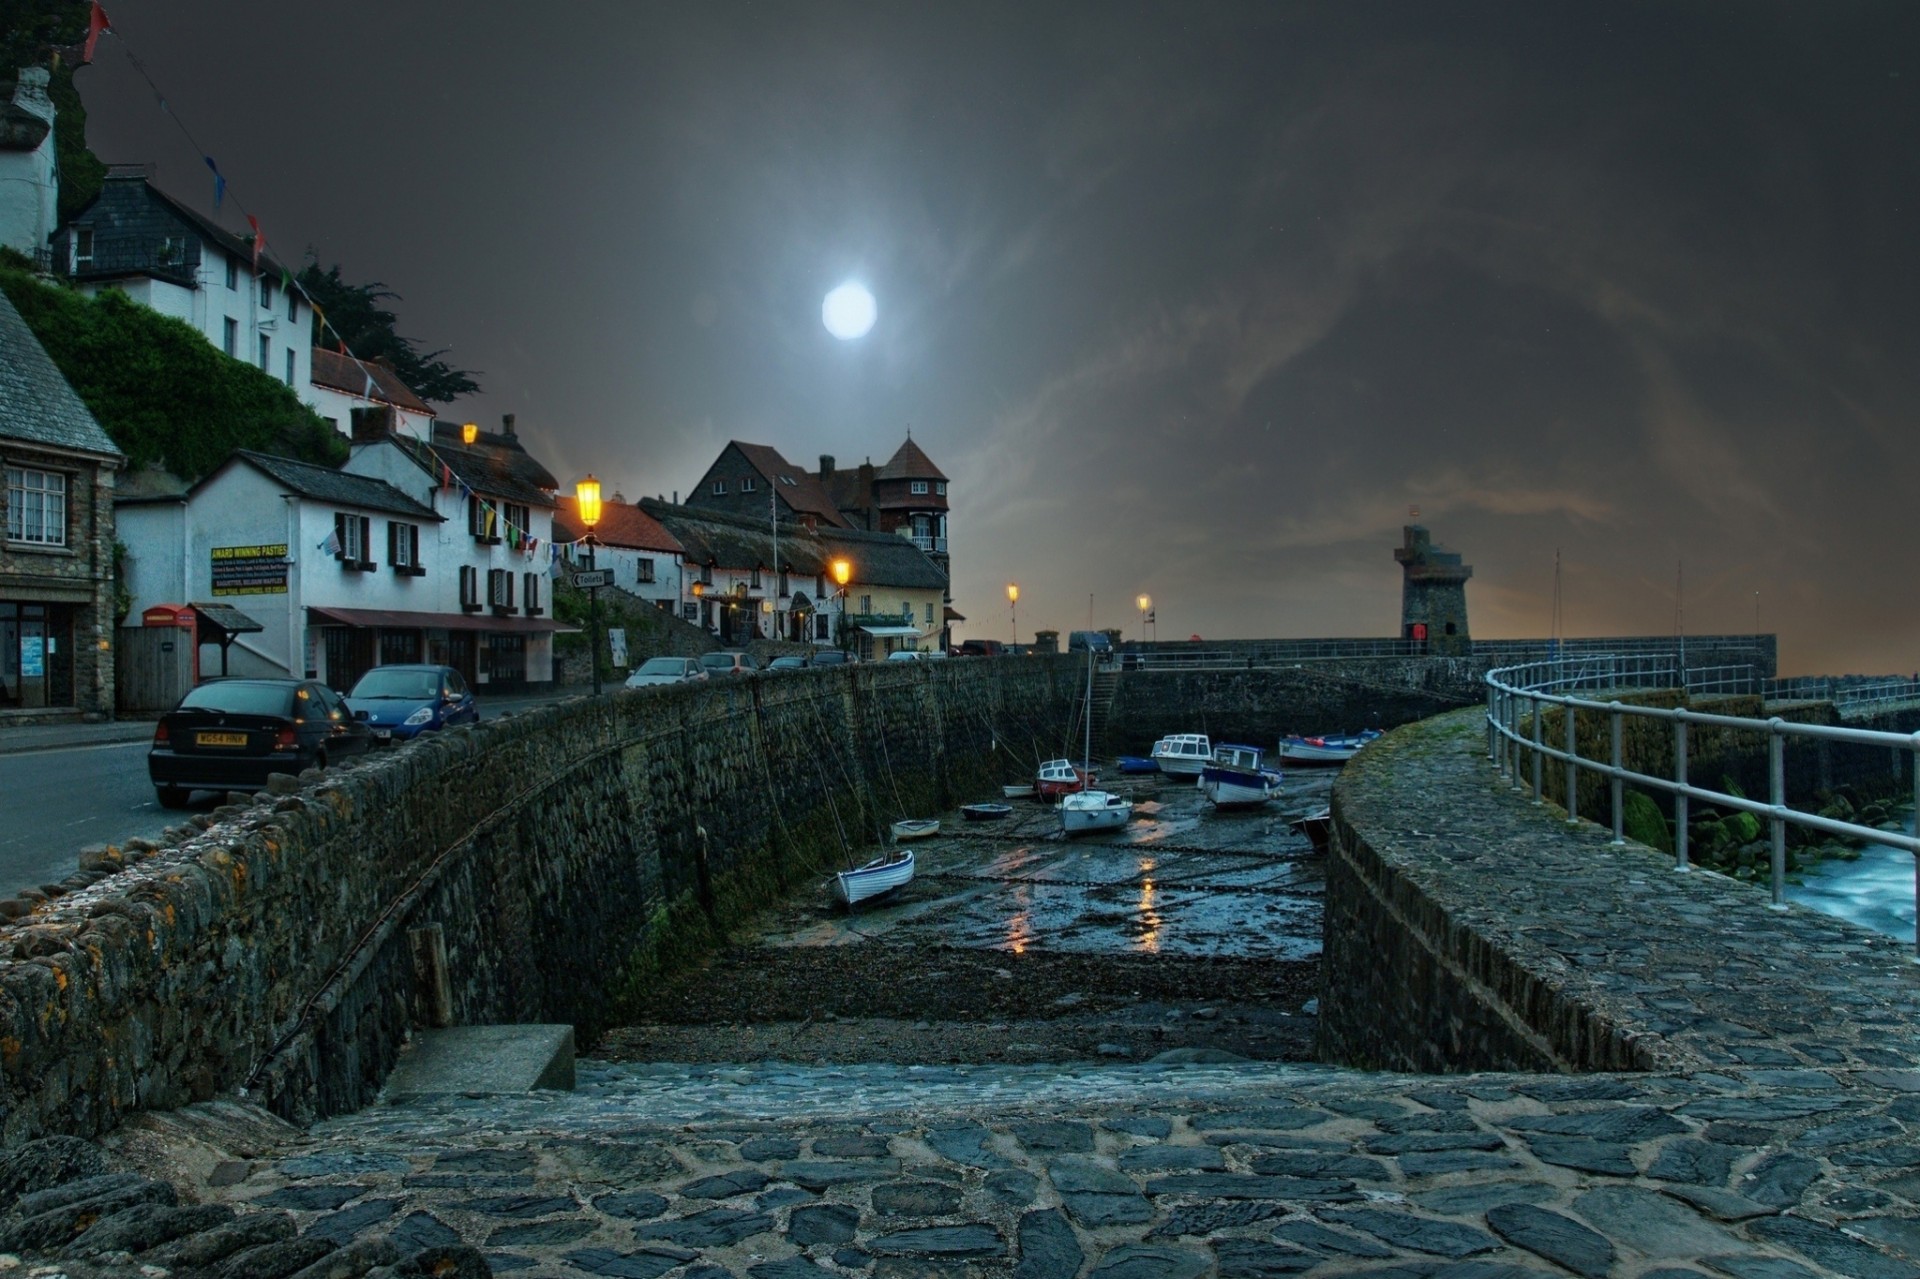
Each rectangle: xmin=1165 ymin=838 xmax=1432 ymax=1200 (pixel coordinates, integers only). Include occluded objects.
xmin=1060 ymin=790 xmax=1132 ymax=835
xmin=1290 ymin=807 xmax=1334 ymax=853
xmin=892 ymin=819 xmax=940 ymax=842
xmin=1275 ymin=730 xmax=1381 ymax=765
xmin=962 ymin=802 xmax=1013 ymax=821
xmin=834 ymin=850 xmax=916 ymax=907
xmin=1200 ymin=766 xmax=1281 ymax=808
xmin=1117 ymin=756 xmax=1159 ymax=774
xmin=1002 ymin=784 xmax=1036 ymax=799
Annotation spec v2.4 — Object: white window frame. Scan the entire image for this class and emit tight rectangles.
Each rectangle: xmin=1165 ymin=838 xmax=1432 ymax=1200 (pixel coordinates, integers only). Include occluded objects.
xmin=936 ymin=481 xmax=946 ymax=495
xmin=636 ymin=557 xmax=656 ymax=584
xmin=5 ymin=467 xmax=68 ymax=547
xmin=73 ymin=227 xmax=93 ymax=269
xmin=711 ymin=480 xmax=727 ymax=495
xmin=911 ymin=480 xmax=929 ymax=495
xmin=741 ymin=476 xmax=756 ymax=493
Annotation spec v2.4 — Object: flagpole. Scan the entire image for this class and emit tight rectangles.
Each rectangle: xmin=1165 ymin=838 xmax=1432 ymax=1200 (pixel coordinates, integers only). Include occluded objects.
xmin=770 ymin=491 xmax=779 ymax=641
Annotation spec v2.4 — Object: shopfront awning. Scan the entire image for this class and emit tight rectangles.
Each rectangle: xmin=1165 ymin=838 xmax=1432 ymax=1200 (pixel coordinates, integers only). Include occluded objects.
xmin=858 ymin=625 xmax=922 ymax=637
xmin=307 ymin=606 xmax=577 ymax=634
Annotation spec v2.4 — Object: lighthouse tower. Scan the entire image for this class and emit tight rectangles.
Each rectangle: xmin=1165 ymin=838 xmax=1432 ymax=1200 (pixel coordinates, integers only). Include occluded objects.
xmin=1395 ymin=526 xmax=1473 ymax=656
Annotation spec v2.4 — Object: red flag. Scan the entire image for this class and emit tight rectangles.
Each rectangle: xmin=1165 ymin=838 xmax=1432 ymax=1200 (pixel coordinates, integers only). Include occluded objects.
xmin=80 ymin=3 xmax=111 ymax=64
xmin=440 ymin=462 xmax=452 ymax=493
xmin=246 ymin=215 xmax=264 ymax=270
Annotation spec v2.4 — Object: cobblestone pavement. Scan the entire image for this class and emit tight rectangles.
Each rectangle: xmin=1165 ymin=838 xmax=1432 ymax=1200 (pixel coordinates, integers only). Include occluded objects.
xmin=180 ymin=1055 xmax=1920 ymax=1278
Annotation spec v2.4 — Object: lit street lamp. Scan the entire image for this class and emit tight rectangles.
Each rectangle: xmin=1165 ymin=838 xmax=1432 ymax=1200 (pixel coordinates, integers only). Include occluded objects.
xmin=575 ymin=474 xmax=604 ymax=696
xmin=832 ymin=557 xmax=853 ymax=654
xmin=1137 ymin=593 xmax=1152 ymax=644
xmin=1007 ymin=582 xmax=1019 ymax=648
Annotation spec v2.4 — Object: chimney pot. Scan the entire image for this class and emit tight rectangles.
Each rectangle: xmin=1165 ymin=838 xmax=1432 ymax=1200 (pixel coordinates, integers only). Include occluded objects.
xmin=501 ymin=413 xmax=516 ymax=437
xmin=349 ymin=405 xmax=395 ymax=444
xmin=820 ymin=454 xmax=835 ymax=479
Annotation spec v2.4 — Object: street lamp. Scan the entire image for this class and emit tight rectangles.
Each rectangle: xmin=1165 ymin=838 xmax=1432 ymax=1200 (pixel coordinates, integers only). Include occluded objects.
xmin=1007 ymin=582 xmax=1019 ymax=648
xmin=1137 ymin=593 xmax=1152 ymax=644
xmin=831 ymin=557 xmax=853 ymax=654
xmin=575 ymin=475 xmax=603 ymax=695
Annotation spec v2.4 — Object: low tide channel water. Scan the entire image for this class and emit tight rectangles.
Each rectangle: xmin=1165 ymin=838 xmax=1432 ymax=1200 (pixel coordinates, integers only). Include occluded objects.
xmin=1784 ymin=815 xmax=1917 ymax=945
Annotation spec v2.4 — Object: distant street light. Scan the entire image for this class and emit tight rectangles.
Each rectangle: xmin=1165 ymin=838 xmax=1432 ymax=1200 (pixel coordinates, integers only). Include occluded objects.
xmin=575 ymin=474 xmax=604 ymax=696
xmin=1137 ymin=593 xmax=1152 ymax=644
xmin=1007 ymin=582 xmax=1019 ymax=647
xmin=832 ymin=557 xmax=854 ymax=653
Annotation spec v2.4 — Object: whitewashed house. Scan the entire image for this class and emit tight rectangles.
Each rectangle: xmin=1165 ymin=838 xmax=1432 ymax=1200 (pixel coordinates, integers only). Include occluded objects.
xmin=0 ymin=69 xmax=59 ymax=263
xmin=308 ymin=348 xmax=434 ymax=442
xmin=552 ymin=494 xmax=684 ymax=613
xmin=50 ymin=166 xmax=311 ymax=392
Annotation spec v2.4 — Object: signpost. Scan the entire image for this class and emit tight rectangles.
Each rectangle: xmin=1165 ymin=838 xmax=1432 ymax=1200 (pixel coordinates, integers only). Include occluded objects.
xmin=570 ymin=570 xmax=612 ymax=589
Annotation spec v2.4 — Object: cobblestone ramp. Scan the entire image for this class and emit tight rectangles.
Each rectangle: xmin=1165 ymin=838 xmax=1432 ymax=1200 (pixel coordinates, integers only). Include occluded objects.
xmin=193 ymin=1056 xmax=1920 ymax=1277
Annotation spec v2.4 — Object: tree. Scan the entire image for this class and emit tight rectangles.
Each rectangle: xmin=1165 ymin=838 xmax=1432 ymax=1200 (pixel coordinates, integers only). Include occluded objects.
xmin=2 ymin=0 xmax=107 ymax=220
xmin=297 ymin=262 xmax=481 ymax=404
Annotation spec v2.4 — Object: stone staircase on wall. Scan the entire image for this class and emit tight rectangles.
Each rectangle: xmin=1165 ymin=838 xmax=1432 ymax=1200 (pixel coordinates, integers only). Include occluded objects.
xmin=1087 ymin=665 xmax=1120 ymax=758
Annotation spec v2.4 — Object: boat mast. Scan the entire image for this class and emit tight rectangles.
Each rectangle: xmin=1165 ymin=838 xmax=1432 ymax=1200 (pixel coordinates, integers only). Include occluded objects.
xmin=1083 ymin=645 xmax=1094 ymax=771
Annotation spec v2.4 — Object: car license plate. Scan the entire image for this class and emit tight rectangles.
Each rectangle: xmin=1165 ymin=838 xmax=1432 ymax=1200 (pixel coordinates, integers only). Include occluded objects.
xmin=373 ymin=728 xmax=392 ymax=741
xmin=196 ymin=731 xmax=248 ymax=748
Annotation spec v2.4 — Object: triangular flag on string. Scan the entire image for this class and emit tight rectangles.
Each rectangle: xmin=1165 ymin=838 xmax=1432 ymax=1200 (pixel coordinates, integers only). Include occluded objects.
xmin=246 ymin=215 xmax=264 ymax=270
xmin=80 ymin=2 xmax=112 ymax=64
xmin=317 ymin=526 xmax=341 ymax=557
xmin=548 ymin=543 xmax=563 ymax=579
xmin=202 ymin=156 xmax=225 ymax=209
xmin=440 ymin=462 xmax=453 ymax=493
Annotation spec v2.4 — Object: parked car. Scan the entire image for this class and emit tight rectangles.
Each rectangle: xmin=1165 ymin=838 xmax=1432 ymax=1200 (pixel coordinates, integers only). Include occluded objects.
xmin=886 ymin=649 xmax=925 ymax=662
xmin=958 ymin=639 xmax=1005 ymax=657
xmin=809 ymin=649 xmax=858 ymax=666
xmin=700 ymin=651 xmax=763 ymax=678
xmin=149 ymin=677 xmax=374 ymax=807
xmin=346 ymin=664 xmax=478 ymax=744
xmin=1068 ymin=630 xmax=1115 ymax=661
xmin=626 ymin=657 xmax=709 ymax=688
xmin=767 ymin=655 xmax=812 ymax=672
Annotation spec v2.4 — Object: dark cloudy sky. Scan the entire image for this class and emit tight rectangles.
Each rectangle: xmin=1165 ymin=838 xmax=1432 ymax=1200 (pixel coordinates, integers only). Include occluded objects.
xmin=74 ymin=2 xmax=1918 ymax=674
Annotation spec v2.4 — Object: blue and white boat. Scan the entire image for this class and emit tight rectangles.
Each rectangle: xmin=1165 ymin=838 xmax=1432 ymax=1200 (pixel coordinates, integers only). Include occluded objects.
xmin=834 ymin=850 xmax=915 ymax=907
xmin=1275 ymin=729 xmax=1381 ymax=765
xmin=1200 ymin=743 xmax=1283 ymax=809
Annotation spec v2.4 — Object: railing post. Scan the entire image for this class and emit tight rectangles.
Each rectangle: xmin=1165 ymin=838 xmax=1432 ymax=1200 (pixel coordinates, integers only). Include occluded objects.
xmin=1911 ymin=733 xmax=1919 ymax=960
xmin=1768 ymin=719 xmax=1787 ymax=908
xmin=1530 ymin=692 xmax=1543 ymax=803
xmin=1508 ymin=690 xmax=1524 ymax=790
xmin=1487 ymin=682 xmax=1498 ymax=762
xmin=1674 ymin=716 xmax=1690 ymax=872
xmin=1610 ymin=702 xmax=1625 ymax=845
xmin=1564 ymin=699 xmax=1579 ymax=824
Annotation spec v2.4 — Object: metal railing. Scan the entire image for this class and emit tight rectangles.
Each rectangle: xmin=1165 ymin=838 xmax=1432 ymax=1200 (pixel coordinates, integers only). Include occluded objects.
xmin=1485 ymin=656 xmax=1920 ymax=954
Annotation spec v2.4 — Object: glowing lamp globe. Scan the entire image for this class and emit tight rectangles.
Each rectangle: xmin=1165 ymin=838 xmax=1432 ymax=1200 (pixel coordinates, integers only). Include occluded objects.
xmin=575 ymin=475 xmax=602 ymax=529
xmin=831 ymin=558 xmax=853 ymax=587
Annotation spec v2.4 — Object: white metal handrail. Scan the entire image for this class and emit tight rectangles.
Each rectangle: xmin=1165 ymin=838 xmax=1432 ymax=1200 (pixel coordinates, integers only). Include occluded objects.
xmin=1485 ymin=656 xmax=1920 ymax=955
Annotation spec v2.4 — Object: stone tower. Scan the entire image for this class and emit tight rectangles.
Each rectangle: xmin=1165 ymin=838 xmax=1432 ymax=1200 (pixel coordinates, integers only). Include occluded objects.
xmin=1395 ymin=526 xmax=1472 ymax=656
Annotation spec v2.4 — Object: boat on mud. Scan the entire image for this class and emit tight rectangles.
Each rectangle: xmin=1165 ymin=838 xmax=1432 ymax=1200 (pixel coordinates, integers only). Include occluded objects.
xmin=834 ymin=849 xmax=915 ymax=907
xmin=1200 ymin=743 xmax=1283 ymax=809
xmin=1275 ymin=729 xmax=1381 ymax=765
xmin=1152 ymin=734 xmax=1212 ymax=778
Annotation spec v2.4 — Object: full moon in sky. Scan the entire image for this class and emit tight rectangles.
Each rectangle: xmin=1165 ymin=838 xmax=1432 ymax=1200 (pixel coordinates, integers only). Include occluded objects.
xmin=822 ymin=281 xmax=877 ymax=340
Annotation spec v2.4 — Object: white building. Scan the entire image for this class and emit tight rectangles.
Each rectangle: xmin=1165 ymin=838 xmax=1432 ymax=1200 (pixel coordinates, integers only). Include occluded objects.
xmin=553 ymin=494 xmax=685 ymax=613
xmin=308 ymin=348 xmax=434 ymax=442
xmin=0 ymin=69 xmax=58 ymax=263
xmin=50 ymin=166 xmax=312 ymax=393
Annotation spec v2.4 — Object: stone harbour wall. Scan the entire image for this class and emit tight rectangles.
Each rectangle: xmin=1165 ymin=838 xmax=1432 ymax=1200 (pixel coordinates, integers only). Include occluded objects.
xmin=0 ymin=658 xmax=1082 ymax=1140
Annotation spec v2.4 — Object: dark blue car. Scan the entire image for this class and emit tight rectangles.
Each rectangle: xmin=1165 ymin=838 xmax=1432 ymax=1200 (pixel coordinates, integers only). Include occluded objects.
xmin=346 ymin=664 xmax=479 ymax=744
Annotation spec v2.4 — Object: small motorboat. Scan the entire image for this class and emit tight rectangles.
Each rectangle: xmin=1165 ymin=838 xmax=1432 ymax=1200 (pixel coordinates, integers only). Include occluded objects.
xmin=1035 ymin=758 xmax=1093 ymax=799
xmin=1275 ymin=729 xmax=1382 ymax=765
xmin=1118 ymin=755 xmax=1160 ymax=774
xmin=1200 ymin=743 xmax=1283 ymax=809
xmin=962 ymin=802 xmax=1013 ymax=822
xmin=1151 ymin=734 xmax=1212 ymax=777
xmin=1002 ymin=783 xmax=1036 ymax=799
xmin=834 ymin=849 xmax=915 ymax=907
xmin=891 ymin=818 xmax=941 ymax=842
xmin=1060 ymin=789 xmax=1133 ymax=835
xmin=1291 ymin=807 xmax=1334 ymax=854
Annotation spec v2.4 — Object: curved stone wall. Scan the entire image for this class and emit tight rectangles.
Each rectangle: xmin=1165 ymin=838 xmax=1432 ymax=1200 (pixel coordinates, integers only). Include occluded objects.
xmin=1321 ymin=708 xmax=1920 ymax=1074
xmin=0 ymin=659 xmax=1081 ymax=1140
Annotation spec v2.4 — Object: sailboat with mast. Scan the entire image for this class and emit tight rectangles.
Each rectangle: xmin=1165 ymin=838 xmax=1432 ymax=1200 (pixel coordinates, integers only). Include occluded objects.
xmin=1059 ymin=643 xmax=1132 ymax=836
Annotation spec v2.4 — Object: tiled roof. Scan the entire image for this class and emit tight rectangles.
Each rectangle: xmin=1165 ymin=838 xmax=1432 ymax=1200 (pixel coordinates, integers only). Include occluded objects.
xmin=103 ymin=171 xmax=295 ymax=278
xmin=817 ymin=525 xmax=949 ymax=591
xmin=729 ymin=441 xmax=849 ymax=527
xmin=553 ymin=495 xmax=683 ymax=553
xmin=311 ymin=349 xmax=433 ymax=414
xmin=0 ymin=287 xmax=123 ymax=461
xmin=431 ymin=419 xmax=559 ymax=494
xmin=380 ymin=422 xmax=559 ymax=508
xmin=876 ymin=436 xmax=948 ymax=482
xmin=641 ymin=499 xmax=946 ymax=592
xmin=214 ymin=449 xmax=439 ymax=520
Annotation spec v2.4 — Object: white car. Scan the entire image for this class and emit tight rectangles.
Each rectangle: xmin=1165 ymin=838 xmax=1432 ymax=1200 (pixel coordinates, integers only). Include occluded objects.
xmin=887 ymin=649 xmax=926 ymax=661
xmin=625 ymin=656 xmax=709 ymax=687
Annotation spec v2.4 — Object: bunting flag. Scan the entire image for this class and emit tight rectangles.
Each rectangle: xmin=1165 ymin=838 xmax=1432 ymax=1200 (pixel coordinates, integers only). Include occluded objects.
xmin=246 ymin=214 xmax=264 ymax=270
xmin=317 ymin=526 xmax=342 ymax=557
xmin=547 ymin=544 xmax=563 ymax=579
xmin=440 ymin=461 xmax=453 ymax=493
xmin=483 ymin=503 xmax=498 ymax=538
xmin=203 ymin=156 xmax=226 ymax=209
xmin=524 ymin=536 xmax=540 ymax=561
xmin=80 ymin=2 xmax=112 ymax=64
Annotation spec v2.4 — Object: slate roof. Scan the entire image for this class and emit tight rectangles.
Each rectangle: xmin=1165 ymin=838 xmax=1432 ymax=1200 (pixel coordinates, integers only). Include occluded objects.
xmin=552 ymin=496 xmax=683 ymax=554
xmin=311 ymin=349 xmax=433 ymax=414
xmin=876 ymin=436 xmax=948 ymax=482
xmin=211 ymin=450 xmax=439 ymax=520
xmin=380 ymin=422 xmax=558 ymax=509
xmin=641 ymin=499 xmax=946 ymax=591
xmin=0 ymin=287 xmax=123 ymax=461
xmin=727 ymin=441 xmax=849 ymax=527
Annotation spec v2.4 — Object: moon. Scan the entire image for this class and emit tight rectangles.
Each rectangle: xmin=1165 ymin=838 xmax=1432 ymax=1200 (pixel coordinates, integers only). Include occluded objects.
xmin=822 ymin=281 xmax=877 ymax=340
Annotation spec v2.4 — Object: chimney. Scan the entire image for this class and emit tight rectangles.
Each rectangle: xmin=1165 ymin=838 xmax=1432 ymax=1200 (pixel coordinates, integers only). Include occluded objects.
xmin=820 ymin=454 xmax=835 ymax=480
xmin=11 ymin=68 xmax=52 ymax=124
xmin=501 ymin=413 xmax=516 ymax=438
xmin=349 ymin=405 xmax=395 ymax=444
xmin=672 ymin=491 xmax=678 ymax=505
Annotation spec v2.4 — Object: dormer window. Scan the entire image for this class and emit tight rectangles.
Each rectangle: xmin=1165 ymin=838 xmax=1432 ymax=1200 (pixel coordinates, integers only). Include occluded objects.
xmin=911 ymin=480 xmax=929 ymax=495
xmin=157 ymin=235 xmax=185 ymax=266
xmin=72 ymin=228 xmax=93 ymax=269
xmin=711 ymin=480 xmax=726 ymax=495
xmin=779 ymin=475 xmax=797 ymax=486
xmin=936 ymin=482 xmax=946 ymax=495
xmin=742 ymin=476 xmax=756 ymax=493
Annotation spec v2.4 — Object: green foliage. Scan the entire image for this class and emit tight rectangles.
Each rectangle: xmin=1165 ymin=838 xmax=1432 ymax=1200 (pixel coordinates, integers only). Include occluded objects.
xmin=1 ymin=1 xmax=106 ymax=220
xmin=1622 ymin=789 xmax=1673 ymax=854
xmin=297 ymin=262 xmax=480 ymax=404
xmin=0 ymin=263 xmax=345 ymax=480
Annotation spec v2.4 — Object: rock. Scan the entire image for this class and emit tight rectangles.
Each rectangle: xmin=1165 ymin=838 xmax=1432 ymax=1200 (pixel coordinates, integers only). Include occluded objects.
xmin=1015 ymin=1208 xmax=1082 ymax=1279
xmin=147 ymin=1209 xmax=296 ymax=1267
xmin=1088 ymin=1244 xmax=1211 ymax=1278
xmin=1319 ymin=1208 xmax=1500 ymax=1258
xmin=788 ymin=1203 xmax=859 ymax=1246
xmin=632 ymin=1208 xmax=774 ymax=1247
xmin=1210 ymin=1238 xmax=1320 ymax=1277
xmin=866 ymin=1224 xmax=1005 ymax=1258
xmin=214 ymin=1235 xmax=339 ymax=1279
xmin=872 ymin=1181 xmax=961 ymax=1215
xmin=1570 ymin=1186 xmax=1741 ymax=1258
xmin=391 ymin=1244 xmax=493 ymax=1277
xmin=0 ymin=1175 xmax=176 ymax=1253
xmin=592 ymin=1191 xmax=669 ymax=1220
xmin=561 ymin=1246 xmax=699 ymax=1278
xmin=0 ymin=1139 xmax=115 ymax=1211
xmin=1486 ymin=1203 xmax=1615 ymax=1278
xmin=285 ymin=1236 xmax=401 ymax=1279
xmin=62 ymin=1201 xmax=234 ymax=1257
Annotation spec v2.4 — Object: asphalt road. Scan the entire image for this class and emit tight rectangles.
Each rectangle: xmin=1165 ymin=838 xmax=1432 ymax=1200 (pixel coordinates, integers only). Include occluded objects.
xmin=0 ymin=688 xmax=586 ymax=900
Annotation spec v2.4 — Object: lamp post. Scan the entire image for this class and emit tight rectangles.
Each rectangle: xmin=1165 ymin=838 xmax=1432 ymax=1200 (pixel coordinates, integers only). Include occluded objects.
xmin=575 ymin=475 xmax=603 ymax=695
xmin=1007 ymin=582 xmax=1019 ymax=649
xmin=1137 ymin=593 xmax=1151 ymax=644
xmin=831 ymin=557 xmax=853 ymax=656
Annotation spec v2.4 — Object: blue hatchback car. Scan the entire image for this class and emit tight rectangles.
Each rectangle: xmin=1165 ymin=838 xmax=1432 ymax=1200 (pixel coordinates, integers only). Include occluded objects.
xmin=346 ymin=664 xmax=479 ymax=744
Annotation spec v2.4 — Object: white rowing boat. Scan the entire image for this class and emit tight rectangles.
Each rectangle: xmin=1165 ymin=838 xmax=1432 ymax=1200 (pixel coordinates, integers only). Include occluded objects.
xmin=834 ymin=849 xmax=915 ymax=907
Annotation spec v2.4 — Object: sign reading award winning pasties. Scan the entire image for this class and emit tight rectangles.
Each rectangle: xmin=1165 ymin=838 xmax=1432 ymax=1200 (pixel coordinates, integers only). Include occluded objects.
xmin=211 ymin=544 xmax=290 ymax=596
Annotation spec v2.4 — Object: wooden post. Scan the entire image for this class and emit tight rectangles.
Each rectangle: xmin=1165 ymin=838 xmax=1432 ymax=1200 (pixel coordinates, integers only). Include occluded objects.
xmin=409 ymin=924 xmax=453 ymax=1028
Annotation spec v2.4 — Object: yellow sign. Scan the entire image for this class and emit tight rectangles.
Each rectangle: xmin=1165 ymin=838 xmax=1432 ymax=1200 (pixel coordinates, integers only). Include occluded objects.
xmin=211 ymin=544 xmax=290 ymax=596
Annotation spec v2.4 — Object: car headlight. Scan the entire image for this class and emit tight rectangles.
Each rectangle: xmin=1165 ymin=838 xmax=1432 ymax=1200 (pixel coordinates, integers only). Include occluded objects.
xmin=403 ymin=706 xmax=435 ymax=726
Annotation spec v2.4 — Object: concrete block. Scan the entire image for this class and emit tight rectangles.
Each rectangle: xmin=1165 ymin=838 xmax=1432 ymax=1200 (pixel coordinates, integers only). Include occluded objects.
xmin=381 ymin=1026 xmax=575 ymax=1100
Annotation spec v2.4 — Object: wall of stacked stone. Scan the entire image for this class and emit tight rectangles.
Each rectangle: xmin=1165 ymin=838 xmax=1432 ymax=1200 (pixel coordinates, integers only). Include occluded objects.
xmin=1107 ymin=657 xmax=1486 ymax=754
xmin=0 ymin=658 xmax=1081 ymax=1140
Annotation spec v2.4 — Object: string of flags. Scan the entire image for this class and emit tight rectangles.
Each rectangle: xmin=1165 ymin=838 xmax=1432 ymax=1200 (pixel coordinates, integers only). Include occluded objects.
xmin=76 ymin=7 xmax=597 ymax=558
